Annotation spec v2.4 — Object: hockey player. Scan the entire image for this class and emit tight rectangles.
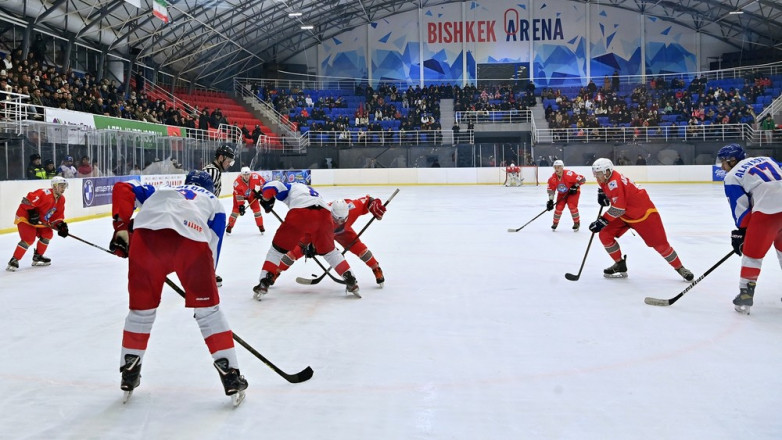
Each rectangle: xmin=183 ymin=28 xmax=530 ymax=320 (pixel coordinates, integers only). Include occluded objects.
xmin=203 ymin=144 xmax=234 ymax=286
xmin=252 ymin=181 xmax=360 ymax=299
xmin=504 ymin=163 xmax=523 ymax=187
xmin=717 ymin=143 xmax=782 ymax=315
xmin=7 ymin=176 xmax=69 ymax=271
xmin=226 ymin=167 xmax=266 ymax=235
xmin=275 ymin=195 xmax=388 ymax=286
xmin=588 ymin=158 xmax=694 ymax=281
xmin=108 ymin=170 xmax=247 ymax=405
xmin=546 ymin=160 xmax=586 ymax=231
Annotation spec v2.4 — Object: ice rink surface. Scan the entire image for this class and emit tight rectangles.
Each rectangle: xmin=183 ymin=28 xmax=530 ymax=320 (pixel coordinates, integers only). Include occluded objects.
xmin=1 ymin=183 xmax=781 ymax=440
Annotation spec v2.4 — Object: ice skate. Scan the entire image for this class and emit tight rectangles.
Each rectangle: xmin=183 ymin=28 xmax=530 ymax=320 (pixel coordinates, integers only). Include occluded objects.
xmin=732 ymin=282 xmax=756 ymax=315
xmin=343 ymin=270 xmax=361 ymax=298
xmin=120 ymin=354 xmax=142 ymax=403
xmin=572 ymin=222 xmax=580 ymax=232
xmin=215 ymin=275 xmax=222 ymax=287
xmin=213 ymin=358 xmax=248 ymax=407
xmin=225 ymin=225 xmax=232 ymax=234
xmin=31 ymin=252 xmax=51 ymax=267
xmin=6 ymin=257 xmax=19 ymax=272
xmin=676 ymin=266 xmax=694 ymax=282
xmin=372 ymin=266 xmax=385 ymax=288
xmin=258 ymin=226 xmax=265 ymax=235
xmin=551 ymin=223 xmax=558 ymax=231
xmin=252 ymin=272 xmax=275 ymax=301
xmin=603 ymin=255 xmax=628 ymax=278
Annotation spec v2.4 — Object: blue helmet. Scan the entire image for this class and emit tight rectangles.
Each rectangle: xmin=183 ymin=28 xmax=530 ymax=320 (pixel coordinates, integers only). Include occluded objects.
xmin=717 ymin=143 xmax=746 ymax=162
xmin=184 ymin=169 xmax=214 ymax=194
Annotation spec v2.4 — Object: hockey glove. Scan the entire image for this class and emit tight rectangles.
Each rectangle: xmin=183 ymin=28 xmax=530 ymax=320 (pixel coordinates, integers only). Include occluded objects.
xmin=568 ymin=184 xmax=580 ymax=195
xmin=368 ymin=198 xmax=386 ymax=220
xmin=112 ymin=215 xmax=134 ymax=233
xmin=589 ymin=217 xmax=609 ymax=233
xmin=303 ymin=243 xmax=317 ymax=259
xmin=731 ymin=228 xmax=746 ymax=256
xmin=238 ymin=204 xmax=246 ymax=216
xmin=546 ymin=200 xmax=554 ymax=211
xmin=597 ymin=188 xmax=611 ymax=207
xmin=27 ymin=209 xmax=40 ymax=225
xmin=110 ymin=230 xmax=130 ymax=258
xmin=56 ymin=221 xmax=69 ymax=238
xmin=260 ymin=197 xmax=275 ymax=213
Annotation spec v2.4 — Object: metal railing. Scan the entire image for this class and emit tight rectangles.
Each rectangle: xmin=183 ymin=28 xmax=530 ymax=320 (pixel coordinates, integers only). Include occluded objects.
xmin=533 ymin=123 xmax=766 ymax=144
xmin=455 ymin=110 xmax=533 ymax=125
xmin=301 ymin=129 xmax=471 ymax=147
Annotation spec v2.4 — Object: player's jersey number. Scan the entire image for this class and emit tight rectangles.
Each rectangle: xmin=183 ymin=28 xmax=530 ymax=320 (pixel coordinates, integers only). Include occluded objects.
xmin=748 ymin=162 xmax=782 ymax=182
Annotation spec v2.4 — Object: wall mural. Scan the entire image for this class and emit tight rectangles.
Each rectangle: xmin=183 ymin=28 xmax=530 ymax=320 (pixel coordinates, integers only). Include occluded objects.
xmin=318 ymin=0 xmax=708 ymax=87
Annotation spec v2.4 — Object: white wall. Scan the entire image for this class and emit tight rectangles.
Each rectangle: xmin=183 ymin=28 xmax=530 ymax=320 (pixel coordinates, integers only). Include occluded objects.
xmin=0 ymin=166 xmax=717 ymax=232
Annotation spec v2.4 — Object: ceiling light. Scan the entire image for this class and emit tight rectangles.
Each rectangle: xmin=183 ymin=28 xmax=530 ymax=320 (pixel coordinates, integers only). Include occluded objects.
xmin=288 ymin=12 xmax=302 ymax=17
xmin=300 ymin=25 xmax=314 ymax=30
xmin=728 ymin=10 xmax=744 ymax=15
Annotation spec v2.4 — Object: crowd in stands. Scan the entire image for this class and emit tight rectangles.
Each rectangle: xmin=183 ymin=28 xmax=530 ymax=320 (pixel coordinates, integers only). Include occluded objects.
xmin=261 ymin=81 xmax=538 ymax=145
xmin=542 ymin=71 xmax=776 ymax=135
xmin=0 ymin=44 xmax=260 ymax=142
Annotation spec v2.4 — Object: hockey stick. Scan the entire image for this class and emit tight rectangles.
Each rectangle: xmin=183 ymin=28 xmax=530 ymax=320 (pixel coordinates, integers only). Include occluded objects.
xmin=163 ymin=278 xmax=314 ymax=383
xmin=296 ymin=188 xmax=400 ymax=285
xmin=564 ymin=206 xmax=604 ymax=281
xmin=644 ymin=251 xmax=735 ymax=307
xmin=268 ymin=208 xmax=346 ymax=285
xmin=507 ymin=209 xmax=548 ymax=233
xmin=66 ymin=233 xmax=314 ymax=384
xmin=508 ymin=192 xmax=570 ymax=233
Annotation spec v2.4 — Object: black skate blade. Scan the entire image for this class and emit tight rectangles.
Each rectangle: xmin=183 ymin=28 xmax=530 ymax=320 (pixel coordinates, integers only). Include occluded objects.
xmin=564 ymin=273 xmax=580 ymax=281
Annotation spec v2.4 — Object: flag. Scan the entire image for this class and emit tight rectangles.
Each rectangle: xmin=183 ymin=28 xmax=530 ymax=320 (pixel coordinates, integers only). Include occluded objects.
xmin=153 ymin=0 xmax=169 ymax=23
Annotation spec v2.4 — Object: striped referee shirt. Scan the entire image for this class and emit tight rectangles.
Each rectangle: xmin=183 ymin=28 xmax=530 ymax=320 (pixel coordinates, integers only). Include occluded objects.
xmin=203 ymin=162 xmax=223 ymax=196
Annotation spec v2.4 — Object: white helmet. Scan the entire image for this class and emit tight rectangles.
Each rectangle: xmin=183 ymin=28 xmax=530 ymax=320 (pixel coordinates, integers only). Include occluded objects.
xmin=552 ymin=160 xmax=564 ymax=167
xmin=509 ymin=163 xmax=515 ymax=167
xmin=240 ymin=166 xmax=251 ymax=178
xmin=331 ymin=199 xmax=350 ymax=223
xmin=51 ymin=176 xmax=68 ymax=189
xmin=592 ymin=158 xmax=614 ymax=177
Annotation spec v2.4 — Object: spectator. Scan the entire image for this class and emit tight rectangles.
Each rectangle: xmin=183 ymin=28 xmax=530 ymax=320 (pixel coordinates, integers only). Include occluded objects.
xmin=43 ymin=159 xmax=58 ymax=178
xmin=673 ymin=154 xmax=684 ymax=165
xmin=59 ymin=155 xmax=77 ymax=178
xmin=431 ymin=158 xmax=441 ymax=167
xmin=635 ymin=154 xmax=647 ymax=165
xmin=26 ymin=153 xmax=46 ymax=179
xmin=91 ymin=160 xmax=102 ymax=176
xmin=760 ymin=115 xmax=775 ymax=142
xmin=77 ymin=156 xmax=93 ymax=176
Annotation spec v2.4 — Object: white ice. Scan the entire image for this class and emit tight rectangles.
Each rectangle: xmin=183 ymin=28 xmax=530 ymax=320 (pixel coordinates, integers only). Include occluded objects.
xmin=1 ymin=183 xmax=781 ymax=440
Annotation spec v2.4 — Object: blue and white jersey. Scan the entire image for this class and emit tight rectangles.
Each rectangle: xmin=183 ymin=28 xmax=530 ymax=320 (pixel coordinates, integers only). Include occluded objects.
xmin=723 ymin=156 xmax=782 ymax=228
xmin=261 ymin=181 xmax=330 ymax=210
xmin=128 ymin=183 xmax=226 ymax=267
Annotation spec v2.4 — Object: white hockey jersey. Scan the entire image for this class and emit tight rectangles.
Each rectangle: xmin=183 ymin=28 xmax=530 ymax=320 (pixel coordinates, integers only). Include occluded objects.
xmin=723 ymin=156 xmax=782 ymax=228
xmin=261 ymin=181 xmax=331 ymax=210
xmin=123 ymin=182 xmax=227 ymax=267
